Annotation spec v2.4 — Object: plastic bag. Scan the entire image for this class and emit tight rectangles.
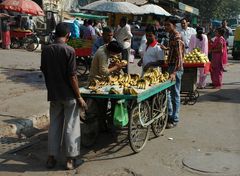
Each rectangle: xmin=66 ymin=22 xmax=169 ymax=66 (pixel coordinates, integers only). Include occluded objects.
xmin=113 ymin=100 xmax=129 ymax=127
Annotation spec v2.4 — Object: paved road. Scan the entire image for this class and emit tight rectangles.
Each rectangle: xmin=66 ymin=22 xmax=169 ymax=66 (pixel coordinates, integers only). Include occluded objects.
xmin=0 ymin=49 xmax=240 ymax=176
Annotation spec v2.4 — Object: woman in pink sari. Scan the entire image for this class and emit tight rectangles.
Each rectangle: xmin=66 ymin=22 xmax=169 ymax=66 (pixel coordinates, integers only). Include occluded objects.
xmin=210 ymin=28 xmax=227 ymax=89
xmin=189 ymin=26 xmax=208 ymax=88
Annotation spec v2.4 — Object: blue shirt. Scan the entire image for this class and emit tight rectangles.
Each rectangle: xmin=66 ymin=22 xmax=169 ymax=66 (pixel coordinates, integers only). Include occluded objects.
xmin=70 ymin=20 xmax=80 ymax=38
xmin=92 ymin=37 xmax=105 ymax=55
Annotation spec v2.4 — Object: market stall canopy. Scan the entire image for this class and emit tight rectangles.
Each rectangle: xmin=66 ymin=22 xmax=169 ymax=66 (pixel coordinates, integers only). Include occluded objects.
xmin=0 ymin=0 xmax=44 ymax=16
xmin=140 ymin=4 xmax=171 ymax=16
xmin=81 ymin=0 xmax=143 ymax=15
xmin=69 ymin=13 xmax=109 ymax=20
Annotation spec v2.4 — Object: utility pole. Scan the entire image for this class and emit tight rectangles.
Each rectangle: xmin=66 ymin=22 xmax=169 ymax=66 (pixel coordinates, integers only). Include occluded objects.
xmin=60 ymin=0 xmax=63 ymax=22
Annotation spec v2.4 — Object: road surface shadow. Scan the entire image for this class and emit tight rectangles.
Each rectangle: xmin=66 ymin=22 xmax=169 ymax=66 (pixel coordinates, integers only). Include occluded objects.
xmin=1 ymin=68 xmax=45 ymax=90
xmin=197 ymin=88 xmax=240 ymax=104
xmin=0 ymin=126 xmax=138 ymax=173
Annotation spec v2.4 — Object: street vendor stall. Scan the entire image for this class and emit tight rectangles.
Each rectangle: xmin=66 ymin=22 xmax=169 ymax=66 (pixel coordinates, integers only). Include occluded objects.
xmin=163 ymin=49 xmax=210 ymax=105
xmin=180 ymin=62 xmax=210 ymax=105
xmin=79 ymin=68 xmax=175 ymax=153
xmin=180 ymin=49 xmax=210 ymax=105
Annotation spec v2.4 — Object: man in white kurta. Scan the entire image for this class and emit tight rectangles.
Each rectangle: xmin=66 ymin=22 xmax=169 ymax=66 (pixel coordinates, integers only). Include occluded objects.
xmin=179 ymin=18 xmax=196 ymax=53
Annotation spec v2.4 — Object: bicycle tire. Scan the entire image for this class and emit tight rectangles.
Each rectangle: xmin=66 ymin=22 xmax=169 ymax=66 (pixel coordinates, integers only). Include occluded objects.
xmin=151 ymin=90 xmax=168 ymax=137
xmin=76 ymin=57 xmax=88 ymax=76
xmin=128 ymin=101 xmax=150 ymax=153
xmin=24 ymin=35 xmax=39 ymax=51
xmin=10 ymin=38 xmax=21 ymax=49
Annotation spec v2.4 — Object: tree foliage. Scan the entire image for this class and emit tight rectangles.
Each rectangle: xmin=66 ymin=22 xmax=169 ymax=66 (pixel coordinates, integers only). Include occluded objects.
xmin=180 ymin=0 xmax=240 ymax=20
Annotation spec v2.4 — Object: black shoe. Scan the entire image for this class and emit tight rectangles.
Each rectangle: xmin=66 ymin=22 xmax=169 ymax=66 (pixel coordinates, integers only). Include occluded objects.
xmin=166 ymin=122 xmax=177 ymax=129
xmin=46 ymin=157 xmax=57 ymax=169
xmin=223 ymin=69 xmax=227 ymax=72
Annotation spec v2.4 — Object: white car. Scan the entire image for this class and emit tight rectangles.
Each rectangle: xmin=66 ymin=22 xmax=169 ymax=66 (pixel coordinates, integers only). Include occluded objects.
xmin=227 ymin=28 xmax=235 ymax=51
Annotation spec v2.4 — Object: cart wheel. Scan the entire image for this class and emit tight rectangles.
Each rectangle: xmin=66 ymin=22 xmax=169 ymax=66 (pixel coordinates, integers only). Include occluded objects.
xmin=23 ymin=35 xmax=39 ymax=51
xmin=76 ymin=57 xmax=88 ymax=76
xmin=194 ymin=90 xmax=199 ymax=98
xmin=187 ymin=92 xmax=198 ymax=105
xmin=151 ymin=90 xmax=168 ymax=137
xmin=128 ymin=101 xmax=150 ymax=153
xmin=10 ymin=38 xmax=21 ymax=49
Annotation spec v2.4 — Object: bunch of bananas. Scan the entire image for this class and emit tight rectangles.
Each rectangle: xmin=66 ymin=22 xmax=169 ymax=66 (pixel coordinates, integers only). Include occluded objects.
xmin=109 ymin=87 xmax=121 ymax=94
xmin=129 ymin=74 xmax=140 ymax=86
xmin=118 ymin=73 xmax=131 ymax=85
xmin=137 ymin=79 xmax=149 ymax=89
xmin=110 ymin=55 xmax=121 ymax=64
xmin=97 ymin=77 xmax=109 ymax=86
xmin=143 ymin=68 xmax=162 ymax=85
xmin=158 ymin=72 xmax=169 ymax=83
xmin=123 ymin=87 xmax=138 ymax=95
xmin=110 ymin=55 xmax=128 ymax=65
xmin=108 ymin=74 xmax=120 ymax=85
xmin=88 ymin=79 xmax=100 ymax=89
xmin=144 ymin=68 xmax=161 ymax=78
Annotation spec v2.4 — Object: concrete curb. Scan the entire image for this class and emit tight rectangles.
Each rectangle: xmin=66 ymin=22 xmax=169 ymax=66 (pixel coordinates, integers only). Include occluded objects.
xmin=0 ymin=112 xmax=49 ymax=138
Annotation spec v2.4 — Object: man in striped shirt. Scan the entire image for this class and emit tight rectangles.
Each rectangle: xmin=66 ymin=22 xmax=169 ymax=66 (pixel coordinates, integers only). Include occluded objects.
xmin=163 ymin=17 xmax=185 ymax=129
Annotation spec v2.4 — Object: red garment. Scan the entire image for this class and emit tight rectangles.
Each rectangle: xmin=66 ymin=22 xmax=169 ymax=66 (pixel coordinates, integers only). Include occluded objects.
xmin=2 ymin=31 xmax=11 ymax=49
xmin=210 ymin=36 xmax=226 ymax=87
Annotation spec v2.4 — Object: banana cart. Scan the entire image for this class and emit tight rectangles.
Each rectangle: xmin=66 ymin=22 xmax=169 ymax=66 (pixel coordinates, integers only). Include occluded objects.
xmin=181 ymin=62 xmax=210 ymax=105
xmin=80 ymin=80 xmax=175 ymax=153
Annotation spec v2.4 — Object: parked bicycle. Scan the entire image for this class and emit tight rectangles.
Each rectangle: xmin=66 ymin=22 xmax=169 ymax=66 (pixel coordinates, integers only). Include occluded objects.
xmin=10 ymin=31 xmax=39 ymax=51
xmin=76 ymin=56 xmax=92 ymax=77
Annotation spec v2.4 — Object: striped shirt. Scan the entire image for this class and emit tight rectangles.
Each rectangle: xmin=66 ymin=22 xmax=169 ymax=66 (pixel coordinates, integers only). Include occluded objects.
xmin=167 ymin=32 xmax=185 ymax=72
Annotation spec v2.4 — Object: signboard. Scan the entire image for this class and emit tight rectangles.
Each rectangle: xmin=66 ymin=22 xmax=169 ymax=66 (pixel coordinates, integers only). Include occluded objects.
xmin=179 ymin=2 xmax=199 ymax=15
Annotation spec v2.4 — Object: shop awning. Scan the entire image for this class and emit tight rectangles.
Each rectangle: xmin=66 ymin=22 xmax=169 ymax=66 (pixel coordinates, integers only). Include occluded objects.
xmin=69 ymin=13 xmax=109 ymax=20
xmin=178 ymin=2 xmax=199 ymax=15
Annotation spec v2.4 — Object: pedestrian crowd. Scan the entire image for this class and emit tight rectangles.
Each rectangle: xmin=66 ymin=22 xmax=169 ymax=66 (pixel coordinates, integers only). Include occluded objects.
xmin=39 ymin=15 xmax=230 ymax=170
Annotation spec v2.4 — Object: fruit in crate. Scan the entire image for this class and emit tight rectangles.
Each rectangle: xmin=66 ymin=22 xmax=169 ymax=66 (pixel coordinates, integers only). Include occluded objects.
xmin=184 ymin=48 xmax=209 ymax=64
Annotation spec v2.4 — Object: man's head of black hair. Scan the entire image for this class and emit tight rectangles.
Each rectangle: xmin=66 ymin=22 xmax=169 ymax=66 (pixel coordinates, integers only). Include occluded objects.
xmin=107 ymin=41 xmax=123 ymax=54
xmin=88 ymin=19 xmax=93 ymax=25
xmin=165 ymin=16 xmax=179 ymax=25
xmin=102 ymin=27 xmax=113 ymax=34
xmin=55 ymin=22 xmax=70 ymax=38
xmin=120 ymin=17 xmax=127 ymax=27
xmin=145 ymin=24 xmax=155 ymax=34
xmin=180 ymin=17 xmax=189 ymax=23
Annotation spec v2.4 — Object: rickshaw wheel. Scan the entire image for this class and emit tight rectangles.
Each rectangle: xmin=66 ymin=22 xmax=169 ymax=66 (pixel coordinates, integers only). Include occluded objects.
xmin=24 ymin=35 xmax=39 ymax=51
xmin=128 ymin=101 xmax=150 ymax=153
xmin=187 ymin=90 xmax=199 ymax=105
xmin=151 ymin=90 xmax=168 ymax=137
xmin=76 ymin=57 xmax=88 ymax=76
xmin=10 ymin=38 xmax=21 ymax=49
